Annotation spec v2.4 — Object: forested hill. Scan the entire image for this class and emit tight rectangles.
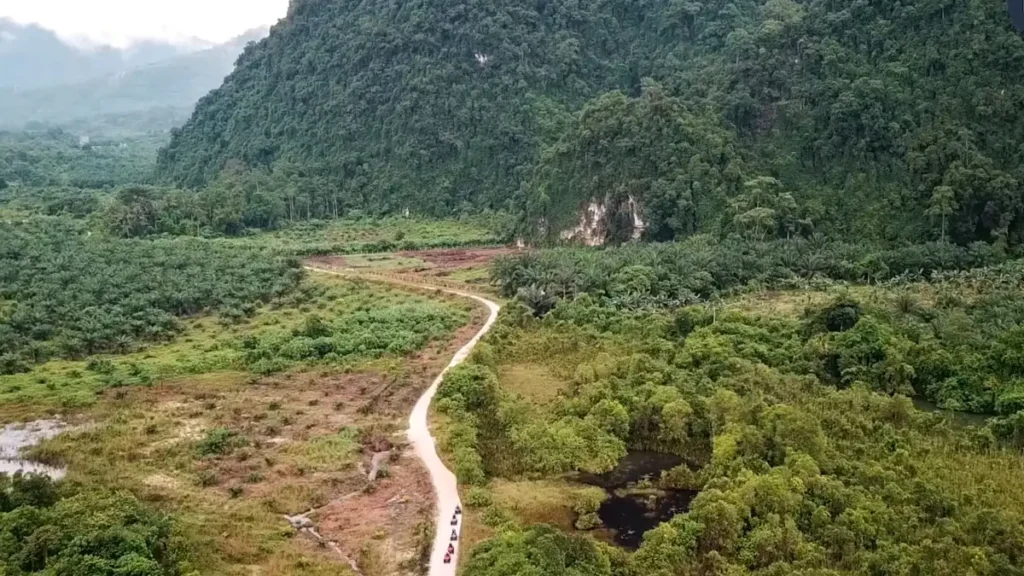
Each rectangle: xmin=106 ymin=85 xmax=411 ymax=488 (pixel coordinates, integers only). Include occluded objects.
xmin=158 ymin=0 xmax=1024 ymax=245
xmin=155 ymin=0 xmax=677 ymax=214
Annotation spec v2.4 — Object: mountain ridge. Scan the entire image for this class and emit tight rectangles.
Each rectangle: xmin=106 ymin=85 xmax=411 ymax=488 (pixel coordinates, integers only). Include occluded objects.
xmin=0 ymin=26 xmax=269 ymax=136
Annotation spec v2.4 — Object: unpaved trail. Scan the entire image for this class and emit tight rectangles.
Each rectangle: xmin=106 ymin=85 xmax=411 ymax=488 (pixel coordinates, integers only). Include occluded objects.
xmin=305 ymin=265 xmax=501 ymax=575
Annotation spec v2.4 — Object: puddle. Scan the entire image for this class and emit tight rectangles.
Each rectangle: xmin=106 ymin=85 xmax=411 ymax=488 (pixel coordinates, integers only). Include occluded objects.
xmin=0 ymin=420 xmax=67 ymax=479
xmin=577 ymin=451 xmax=697 ymax=549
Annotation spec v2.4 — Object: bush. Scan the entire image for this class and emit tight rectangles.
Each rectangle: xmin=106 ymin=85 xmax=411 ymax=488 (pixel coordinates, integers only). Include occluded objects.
xmin=463 ymin=487 xmax=493 ymax=509
xmin=0 ymin=475 xmax=188 ymax=574
xmin=196 ymin=428 xmax=247 ymax=457
xmin=480 ymin=505 xmax=515 ymax=529
xmin=570 ymin=487 xmax=607 ymax=530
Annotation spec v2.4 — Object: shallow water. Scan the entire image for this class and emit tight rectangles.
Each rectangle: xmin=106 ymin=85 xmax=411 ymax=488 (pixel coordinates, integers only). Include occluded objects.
xmin=579 ymin=451 xmax=697 ymax=549
xmin=0 ymin=420 xmax=66 ymax=479
xmin=596 ymin=488 xmax=696 ymax=548
xmin=912 ymin=397 xmax=992 ymax=427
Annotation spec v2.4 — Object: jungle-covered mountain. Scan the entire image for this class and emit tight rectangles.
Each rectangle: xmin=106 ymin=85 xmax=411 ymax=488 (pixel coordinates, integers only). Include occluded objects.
xmin=0 ymin=28 xmax=268 ymax=136
xmin=157 ymin=0 xmax=1024 ymax=247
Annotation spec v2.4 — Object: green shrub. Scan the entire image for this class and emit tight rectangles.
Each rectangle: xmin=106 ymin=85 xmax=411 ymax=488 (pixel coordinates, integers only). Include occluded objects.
xmin=196 ymin=428 xmax=247 ymax=457
xmin=464 ymin=487 xmax=493 ymax=509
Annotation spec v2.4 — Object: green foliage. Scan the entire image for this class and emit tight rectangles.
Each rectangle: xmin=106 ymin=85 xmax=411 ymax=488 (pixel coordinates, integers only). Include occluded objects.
xmin=157 ymin=0 xmax=669 ymax=215
xmin=0 ymin=217 xmax=301 ymax=371
xmin=0 ymin=129 xmax=162 ymax=189
xmin=493 ymin=235 xmax=1007 ymax=307
xmin=438 ymin=361 xmax=627 ymax=479
xmin=437 ymin=365 xmax=501 ymax=485
xmin=0 ymin=473 xmax=188 ymax=575
xmin=196 ymin=428 xmax=247 ymax=457
xmin=458 ymin=273 xmax=1024 ymax=574
xmin=213 ymin=214 xmax=507 ymax=255
xmin=464 ymin=487 xmax=494 ymax=509
xmin=524 ymin=83 xmax=741 ymax=243
xmin=158 ymin=0 xmax=1024 ymax=246
xmin=241 ymin=303 xmax=464 ymax=374
xmin=464 ymin=524 xmax=616 ymax=576
xmin=569 ymin=487 xmax=607 ymax=530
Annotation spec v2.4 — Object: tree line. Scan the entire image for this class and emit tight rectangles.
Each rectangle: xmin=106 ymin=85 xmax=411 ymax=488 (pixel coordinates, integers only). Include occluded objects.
xmin=492 ymin=235 xmax=1009 ymax=309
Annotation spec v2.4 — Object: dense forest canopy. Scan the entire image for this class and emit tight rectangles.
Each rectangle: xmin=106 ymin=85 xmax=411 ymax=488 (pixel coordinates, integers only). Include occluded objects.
xmin=0 ymin=473 xmax=188 ymax=575
xmin=0 ymin=130 xmax=163 ymax=189
xmin=157 ymin=0 xmax=668 ymax=216
xmin=445 ymin=278 xmax=1024 ymax=576
xmin=158 ymin=0 xmax=1024 ymax=246
xmin=492 ymin=241 xmax=1024 ymax=414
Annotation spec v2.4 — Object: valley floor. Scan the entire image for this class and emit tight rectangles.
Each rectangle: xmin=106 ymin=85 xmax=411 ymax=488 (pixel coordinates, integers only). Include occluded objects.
xmin=0 ymin=270 xmax=487 ymax=576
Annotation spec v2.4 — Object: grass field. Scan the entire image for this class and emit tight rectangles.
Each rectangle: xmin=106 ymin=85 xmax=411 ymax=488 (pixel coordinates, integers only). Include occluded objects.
xmin=215 ymin=215 xmax=506 ymax=257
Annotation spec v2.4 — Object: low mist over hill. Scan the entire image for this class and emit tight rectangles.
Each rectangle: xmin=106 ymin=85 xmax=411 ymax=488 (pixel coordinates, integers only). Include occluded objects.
xmin=0 ymin=22 xmax=267 ymax=136
xmin=0 ymin=18 xmax=201 ymax=90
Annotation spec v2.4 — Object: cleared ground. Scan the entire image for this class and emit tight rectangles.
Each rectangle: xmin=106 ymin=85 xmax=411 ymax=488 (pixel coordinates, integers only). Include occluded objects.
xmin=3 ymin=272 xmax=488 ymax=576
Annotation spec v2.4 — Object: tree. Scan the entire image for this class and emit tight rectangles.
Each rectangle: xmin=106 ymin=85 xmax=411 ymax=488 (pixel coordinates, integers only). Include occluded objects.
xmin=730 ymin=177 xmax=800 ymax=241
xmin=926 ymin=186 xmax=957 ymax=243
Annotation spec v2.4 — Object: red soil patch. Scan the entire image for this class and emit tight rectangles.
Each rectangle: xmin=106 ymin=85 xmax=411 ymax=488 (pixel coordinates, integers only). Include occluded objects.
xmin=307 ymin=247 xmax=521 ymax=273
xmin=398 ymin=247 xmax=521 ymax=270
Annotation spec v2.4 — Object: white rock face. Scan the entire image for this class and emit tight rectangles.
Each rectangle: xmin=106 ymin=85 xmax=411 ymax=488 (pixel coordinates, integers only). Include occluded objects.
xmin=560 ymin=200 xmax=608 ymax=246
xmin=559 ymin=195 xmax=646 ymax=246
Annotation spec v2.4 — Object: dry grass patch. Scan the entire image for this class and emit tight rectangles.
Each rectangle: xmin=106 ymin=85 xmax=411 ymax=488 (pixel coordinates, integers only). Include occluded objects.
xmin=499 ymin=364 xmax=569 ymax=404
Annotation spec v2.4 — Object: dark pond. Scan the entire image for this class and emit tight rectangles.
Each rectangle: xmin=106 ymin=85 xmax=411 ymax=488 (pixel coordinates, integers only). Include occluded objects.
xmin=578 ymin=451 xmax=697 ymax=549
xmin=912 ymin=397 xmax=992 ymax=427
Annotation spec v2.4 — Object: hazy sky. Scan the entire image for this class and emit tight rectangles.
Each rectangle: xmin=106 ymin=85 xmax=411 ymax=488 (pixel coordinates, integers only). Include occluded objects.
xmin=1 ymin=0 xmax=289 ymax=47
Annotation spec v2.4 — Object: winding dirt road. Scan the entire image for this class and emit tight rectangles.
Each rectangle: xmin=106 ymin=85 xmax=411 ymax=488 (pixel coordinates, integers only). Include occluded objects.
xmin=304 ymin=266 xmax=501 ymax=575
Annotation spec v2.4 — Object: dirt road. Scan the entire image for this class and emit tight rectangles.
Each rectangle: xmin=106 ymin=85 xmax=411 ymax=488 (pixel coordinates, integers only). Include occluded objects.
xmin=304 ymin=266 xmax=501 ymax=574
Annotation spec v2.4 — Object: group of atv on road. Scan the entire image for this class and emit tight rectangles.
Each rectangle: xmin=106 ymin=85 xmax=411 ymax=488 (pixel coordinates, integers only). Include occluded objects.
xmin=444 ymin=505 xmax=463 ymax=564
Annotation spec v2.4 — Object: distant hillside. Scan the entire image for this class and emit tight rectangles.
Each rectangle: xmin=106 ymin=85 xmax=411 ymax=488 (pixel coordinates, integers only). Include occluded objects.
xmin=157 ymin=0 xmax=1024 ymax=247
xmin=0 ymin=28 xmax=267 ymax=136
xmin=0 ymin=18 xmax=194 ymax=90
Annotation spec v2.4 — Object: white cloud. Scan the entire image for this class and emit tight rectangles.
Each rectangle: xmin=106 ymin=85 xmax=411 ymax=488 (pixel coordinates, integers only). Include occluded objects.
xmin=1 ymin=0 xmax=289 ymax=47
